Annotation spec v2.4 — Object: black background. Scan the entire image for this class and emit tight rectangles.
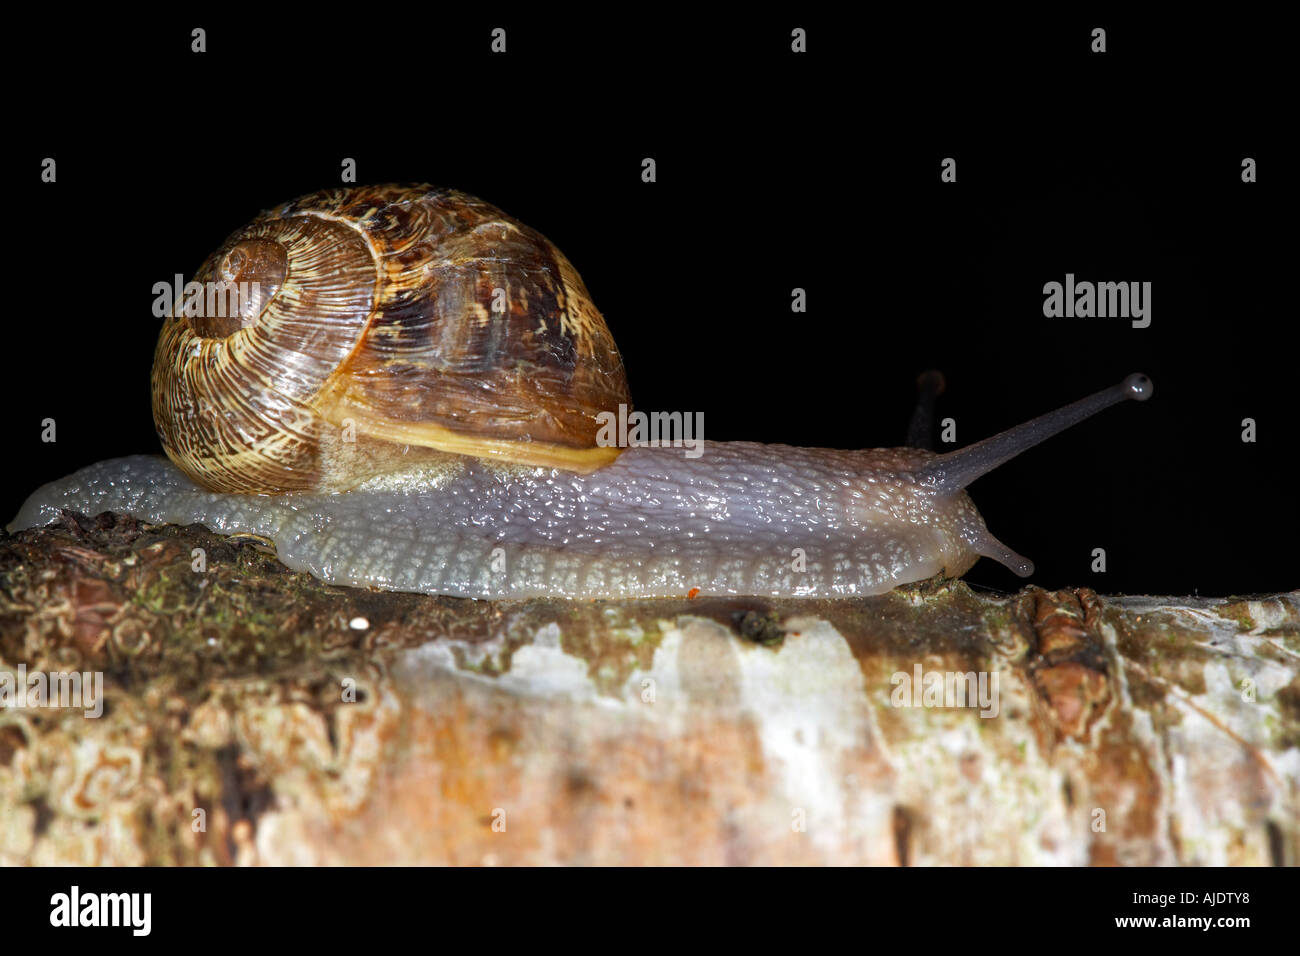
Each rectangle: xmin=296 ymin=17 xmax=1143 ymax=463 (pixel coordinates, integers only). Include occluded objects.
xmin=6 ymin=11 xmax=1292 ymax=596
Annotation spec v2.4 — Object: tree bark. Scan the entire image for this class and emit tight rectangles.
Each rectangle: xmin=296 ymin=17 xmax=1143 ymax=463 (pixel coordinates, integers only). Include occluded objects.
xmin=1 ymin=512 xmax=1295 ymax=865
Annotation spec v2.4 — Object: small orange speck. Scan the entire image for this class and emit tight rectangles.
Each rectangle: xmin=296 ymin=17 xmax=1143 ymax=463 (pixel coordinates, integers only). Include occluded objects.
xmin=687 ymin=588 xmax=700 ymax=600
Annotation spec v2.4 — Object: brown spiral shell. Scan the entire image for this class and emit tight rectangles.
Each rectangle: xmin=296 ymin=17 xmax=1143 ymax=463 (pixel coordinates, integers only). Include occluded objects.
xmin=152 ymin=184 xmax=631 ymax=493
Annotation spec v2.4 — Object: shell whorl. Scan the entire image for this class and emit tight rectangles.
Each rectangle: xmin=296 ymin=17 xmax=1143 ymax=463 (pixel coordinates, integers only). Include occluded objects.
xmin=152 ymin=184 xmax=631 ymax=493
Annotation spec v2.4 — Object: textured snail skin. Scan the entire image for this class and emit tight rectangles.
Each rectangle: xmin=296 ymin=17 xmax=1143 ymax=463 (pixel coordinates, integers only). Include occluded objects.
xmin=11 ymin=443 xmax=1009 ymax=600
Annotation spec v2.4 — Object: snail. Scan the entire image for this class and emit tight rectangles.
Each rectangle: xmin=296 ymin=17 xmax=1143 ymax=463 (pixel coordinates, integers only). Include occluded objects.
xmin=9 ymin=184 xmax=1152 ymax=600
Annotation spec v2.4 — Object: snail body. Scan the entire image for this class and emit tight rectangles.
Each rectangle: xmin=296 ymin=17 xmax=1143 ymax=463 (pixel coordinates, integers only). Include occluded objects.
xmin=10 ymin=185 xmax=1153 ymax=599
